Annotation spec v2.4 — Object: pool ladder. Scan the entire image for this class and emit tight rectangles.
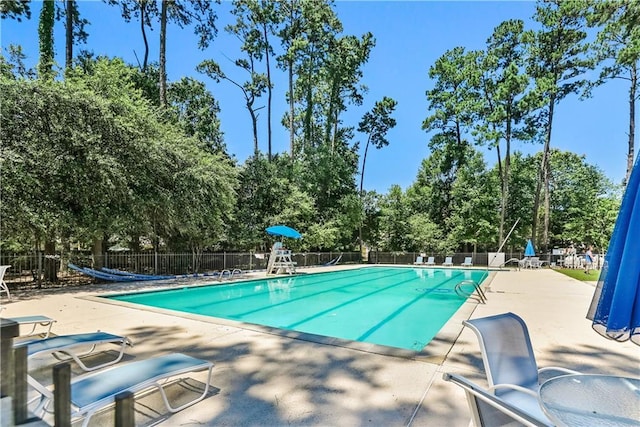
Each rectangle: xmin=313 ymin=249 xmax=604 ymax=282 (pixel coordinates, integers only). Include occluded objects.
xmin=455 ymin=280 xmax=487 ymax=304
xmin=219 ymin=268 xmax=243 ymax=281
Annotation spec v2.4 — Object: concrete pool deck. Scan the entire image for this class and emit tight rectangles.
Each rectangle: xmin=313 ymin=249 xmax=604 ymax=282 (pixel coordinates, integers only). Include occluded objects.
xmin=2 ymin=266 xmax=639 ymax=426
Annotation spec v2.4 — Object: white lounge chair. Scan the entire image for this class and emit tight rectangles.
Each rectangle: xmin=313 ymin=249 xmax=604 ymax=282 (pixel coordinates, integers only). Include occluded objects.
xmin=32 ymin=353 xmax=214 ymax=426
xmin=424 ymin=256 xmax=436 ymax=266
xmin=414 ymin=256 xmax=424 ymax=265
xmin=443 ymin=373 xmax=553 ymax=427
xmin=461 ymin=257 xmax=473 ymax=267
xmin=442 ymin=256 xmax=453 ymax=267
xmin=463 ymin=312 xmax=580 ymax=422
xmin=529 ymin=257 xmax=546 ymax=268
xmin=16 ymin=331 xmax=132 ymax=372
xmin=6 ymin=315 xmax=56 ymax=338
xmin=0 ymin=265 xmax=11 ymax=299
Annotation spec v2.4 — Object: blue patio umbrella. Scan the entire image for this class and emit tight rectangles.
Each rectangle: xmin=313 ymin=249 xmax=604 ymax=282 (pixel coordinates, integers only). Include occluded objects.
xmin=587 ymin=156 xmax=640 ymax=345
xmin=524 ymin=239 xmax=536 ymax=257
xmin=265 ymin=225 xmax=302 ymax=239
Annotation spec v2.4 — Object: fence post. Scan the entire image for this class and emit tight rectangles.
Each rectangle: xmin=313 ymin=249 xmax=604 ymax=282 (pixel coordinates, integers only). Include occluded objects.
xmin=115 ymin=391 xmax=135 ymax=427
xmin=53 ymin=363 xmax=71 ymax=427
xmin=37 ymin=251 xmax=43 ymax=288
xmin=223 ymin=252 xmax=227 ymax=270
xmin=1 ymin=319 xmax=19 ymax=414
xmin=13 ymin=346 xmax=27 ymax=424
xmin=249 ymin=252 xmax=253 ymax=271
xmin=154 ymin=251 xmax=158 ymax=275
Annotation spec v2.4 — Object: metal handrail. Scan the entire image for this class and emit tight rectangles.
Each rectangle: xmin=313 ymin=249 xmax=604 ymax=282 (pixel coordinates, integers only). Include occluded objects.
xmin=455 ymin=280 xmax=487 ymax=304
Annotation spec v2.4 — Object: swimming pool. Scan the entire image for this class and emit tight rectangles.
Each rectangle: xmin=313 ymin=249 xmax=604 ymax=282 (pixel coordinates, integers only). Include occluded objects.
xmin=105 ymin=267 xmax=488 ymax=351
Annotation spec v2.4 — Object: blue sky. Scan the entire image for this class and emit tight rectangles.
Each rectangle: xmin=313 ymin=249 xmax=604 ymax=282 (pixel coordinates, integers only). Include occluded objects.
xmin=2 ymin=1 xmax=634 ymax=193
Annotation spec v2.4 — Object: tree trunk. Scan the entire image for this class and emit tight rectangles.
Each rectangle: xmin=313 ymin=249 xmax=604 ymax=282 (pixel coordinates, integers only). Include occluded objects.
xmin=44 ymin=240 xmax=58 ymax=282
xmin=60 ymin=235 xmax=70 ymax=274
xmin=263 ymin=21 xmax=273 ymax=161
xmin=159 ymin=0 xmax=168 ymax=108
xmin=38 ymin=0 xmax=55 ymax=81
xmin=532 ymin=98 xmax=554 ymax=249
xmin=249 ymin=99 xmax=259 ymax=155
xmin=92 ymin=238 xmax=104 ymax=270
xmin=287 ymin=1 xmax=295 ymax=158
xmin=626 ymin=64 xmax=637 ymax=188
xmin=140 ymin=0 xmax=149 ymax=71
xmin=288 ymin=60 xmax=295 ymax=157
xmin=496 ymin=143 xmax=505 ymax=246
xmin=358 ymin=137 xmax=372 ymax=260
xmin=543 ymin=152 xmax=551 ymax=252
xmin=65 ymin=0 xmax=74 ymax=70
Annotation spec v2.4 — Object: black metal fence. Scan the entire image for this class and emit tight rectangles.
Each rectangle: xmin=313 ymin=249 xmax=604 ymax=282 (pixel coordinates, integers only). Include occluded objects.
xmin=1 ymin=250 xmax=593 ymax=289
xmin=0 ymin=251 xmax=361 ymax=286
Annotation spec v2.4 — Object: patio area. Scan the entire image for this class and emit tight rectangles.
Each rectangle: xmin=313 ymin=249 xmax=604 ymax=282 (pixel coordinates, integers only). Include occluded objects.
xmin=2 ymin=266 xmax=638 ymax=426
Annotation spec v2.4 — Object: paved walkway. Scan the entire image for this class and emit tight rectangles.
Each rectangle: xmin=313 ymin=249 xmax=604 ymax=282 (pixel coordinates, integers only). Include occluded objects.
xmin=2 ymin=267 xmax=638 ymax=426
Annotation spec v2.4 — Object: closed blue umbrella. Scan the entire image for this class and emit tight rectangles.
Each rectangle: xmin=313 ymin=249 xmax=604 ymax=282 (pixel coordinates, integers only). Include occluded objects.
xmin=524 ymin=239 xmax=535 ymax=257
xmin=266 ymin=225 xmax=302 ymax=239
xmin=587 ymin=156 xmax=640 ymax=345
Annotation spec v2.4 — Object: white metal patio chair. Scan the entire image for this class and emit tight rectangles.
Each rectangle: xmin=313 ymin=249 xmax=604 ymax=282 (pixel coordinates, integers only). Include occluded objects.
xmin=443 ymin=372 xmax=553 ymax=427
xmin=463 ymin=312 xmax=580 ymax=422
xmin=0 ymin=265 xmax=11 ymax=299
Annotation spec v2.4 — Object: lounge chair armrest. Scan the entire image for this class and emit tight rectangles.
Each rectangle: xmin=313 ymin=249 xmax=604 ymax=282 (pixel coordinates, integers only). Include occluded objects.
xmin=489 ymin=383 xmax=539 ymax=398
xmin=538 ymin=366 xmax=580 ymax=376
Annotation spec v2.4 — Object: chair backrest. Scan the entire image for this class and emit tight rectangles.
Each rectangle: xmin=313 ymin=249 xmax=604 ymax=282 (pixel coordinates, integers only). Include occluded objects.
xmin=444 ymin=257 xmax=452 ymax=263
xmin=415 ymin=256 xmax=423 ymax=263
xmin=463 ymin=312 xmax=540 ymax=395
xmin=443 ymin=373 xmax=552 ymax=427
xmin=0 ymin=265 xmax=10 ymax=279
xmin=464 ymin=257 xmax=472 ymax=264
xmin=427 ymin=256 xmax=435 ymax=264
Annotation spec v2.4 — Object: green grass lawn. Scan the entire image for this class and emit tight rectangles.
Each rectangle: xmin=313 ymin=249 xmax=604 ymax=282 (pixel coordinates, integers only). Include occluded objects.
xmin=555 ymin=268 xmax=599 ymax=281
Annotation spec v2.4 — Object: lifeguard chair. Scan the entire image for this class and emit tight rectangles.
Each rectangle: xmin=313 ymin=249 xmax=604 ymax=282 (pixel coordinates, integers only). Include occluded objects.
xmin=266 ymin=242 xmax=297 ymax=275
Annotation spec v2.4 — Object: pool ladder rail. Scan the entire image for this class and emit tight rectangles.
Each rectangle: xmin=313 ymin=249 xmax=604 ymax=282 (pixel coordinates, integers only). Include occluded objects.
xmin=455 ymin=280 xmax=487 ymax=304
xmin=219 ymin=268 xmax=244 ymax=281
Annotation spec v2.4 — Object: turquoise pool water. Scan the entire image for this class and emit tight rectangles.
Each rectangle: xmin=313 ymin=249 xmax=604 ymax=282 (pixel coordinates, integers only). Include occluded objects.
xmin=106 ymin=267 xmax=488 ymax=351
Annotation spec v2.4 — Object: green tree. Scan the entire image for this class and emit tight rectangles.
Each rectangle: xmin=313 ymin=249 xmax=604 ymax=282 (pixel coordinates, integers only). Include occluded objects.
xmin=356 ymin=96 xmax=397 ymax=255
xmin=476 ymin=19 xmax=535 ymax=244
xmin=360 ymin=190 xmax=382 ymax=251
xmin=167 ymin=76 xmax=226 ymax=154
xmin=38 ymin=0 xmax=55 ymax=80
xmin=546 ymin=150 xmax=618 ymax=250
xmin=357 ymin=97 xmax=398 ymax=195
xmin=62 ymin=0 xmax=89 ymax=71
xmin=2 ymin=58 xmax=238 ymax=278
xmin=1 ymin=0 xmax=31 ymax=20
xmin=197 ymin=59 xmax=267 ymax=155
xmin=528 ymin=0 xmax=593 ymax=251
xmin=105 ymin=0 xmax=157 ymax=70
xmin=586 ymin=1 xmax=640 ymax=187
xmin=158 ymin=0 xmax=220 ymax=107
xmin=378 ymin=185 xmax=410 ymax=251
xmin=324 ymin=33 xmax=375 ymax=149
xmin=228 ymin=0 xmax=280 ymax=159
xmin=285 ymin=0 xmax=342 ymax=154
xmin=0 ymin=45 xmax=37 ymax=79
xmin=276 ymin=0 xmax=302 ymax=156
xmin=406 ymin=213 xmax=443 ymax=253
